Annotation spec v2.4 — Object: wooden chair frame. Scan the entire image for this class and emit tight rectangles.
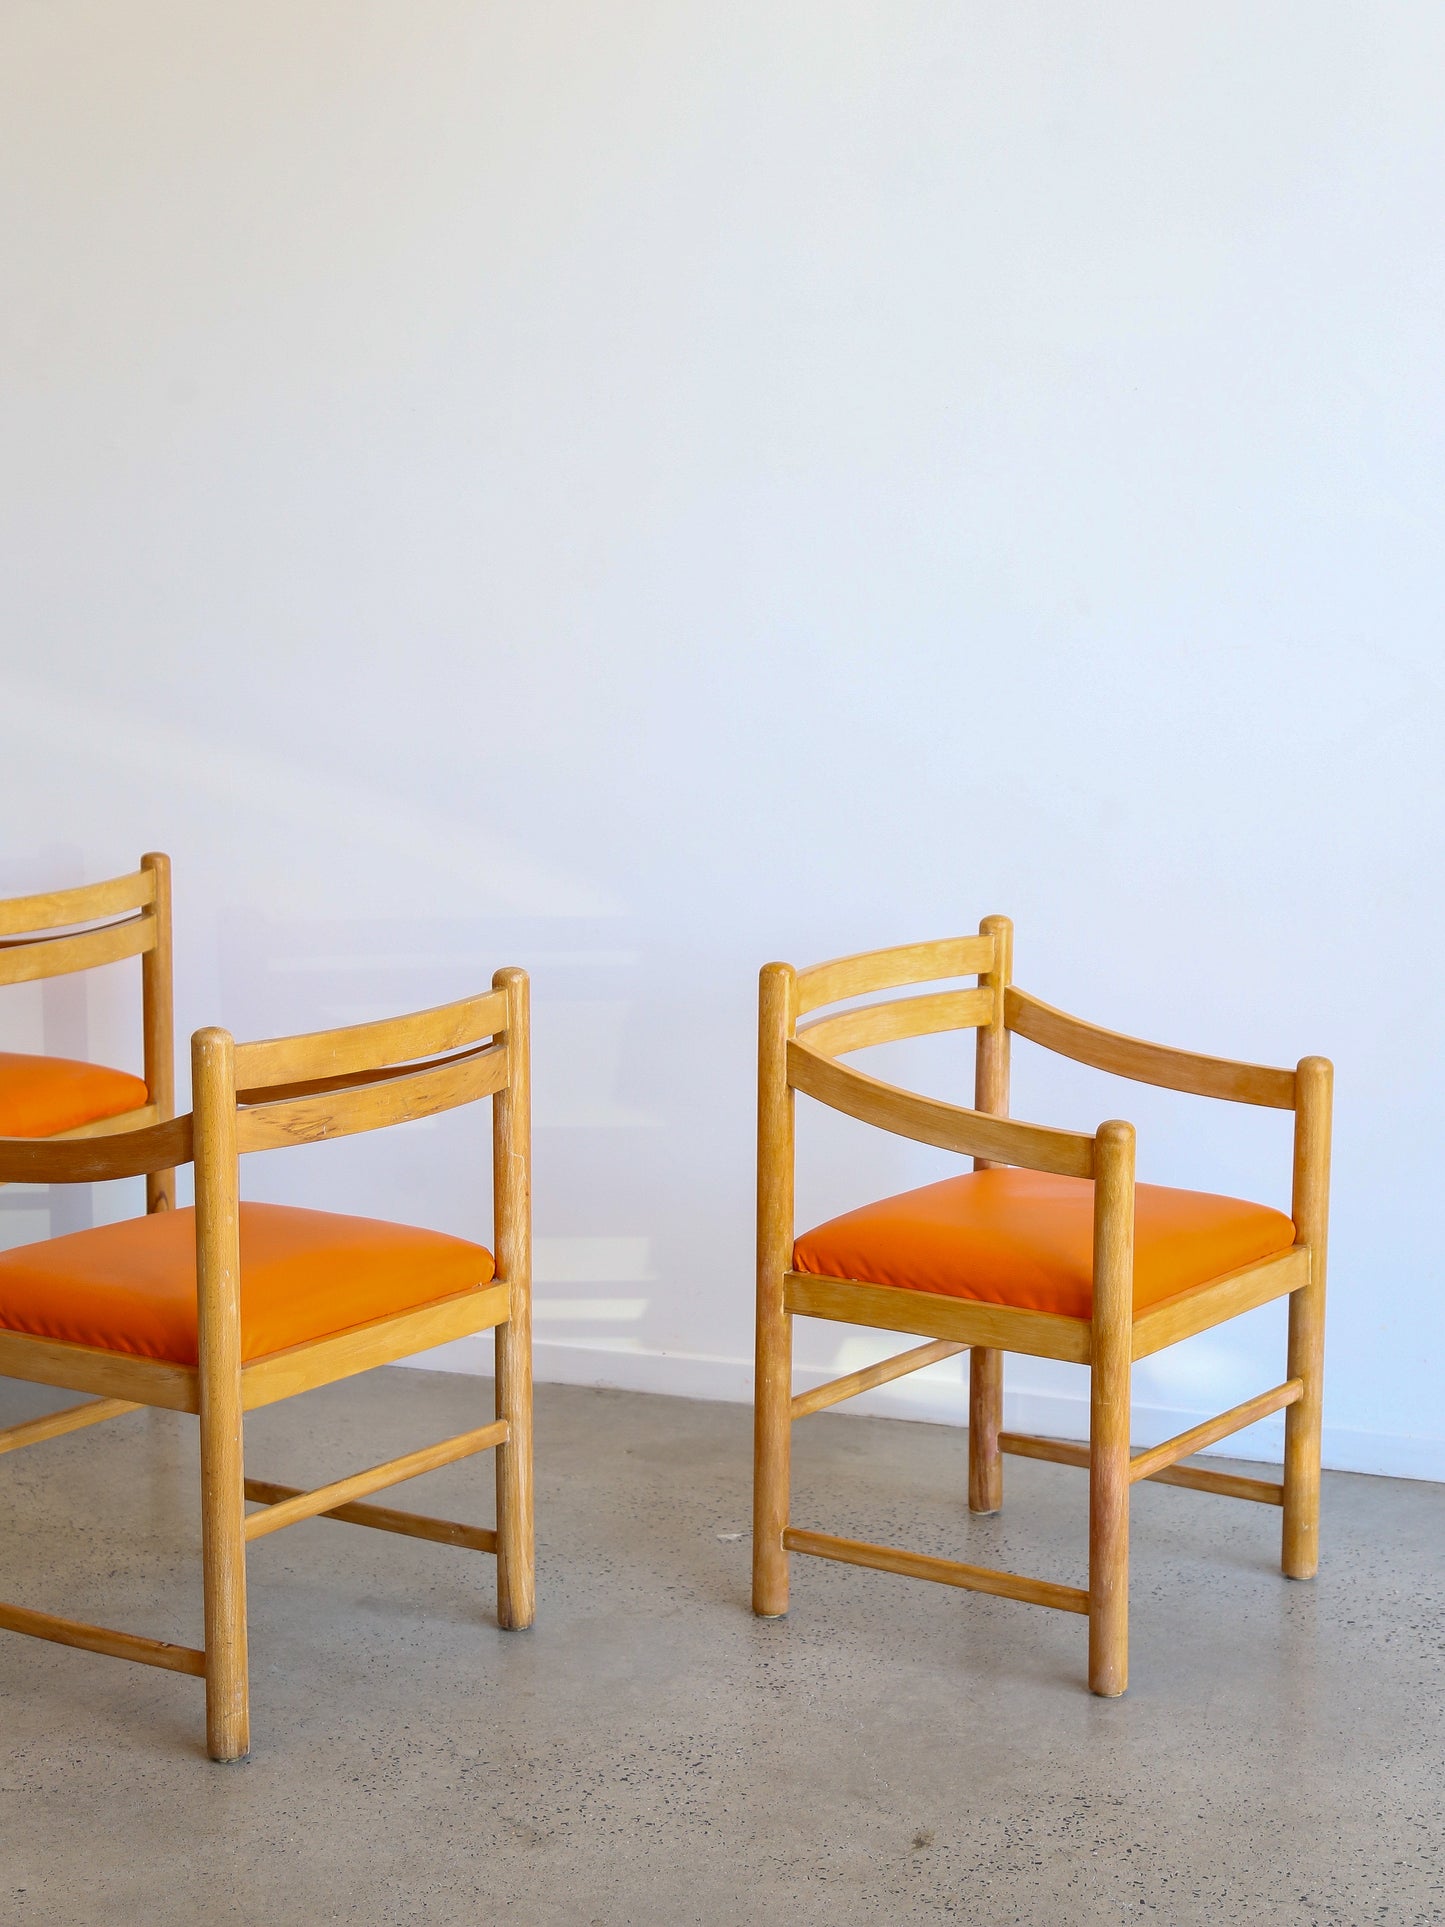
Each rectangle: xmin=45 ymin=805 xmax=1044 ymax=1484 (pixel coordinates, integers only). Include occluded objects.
xmin=0 ymin=853 xmax=176 ymax=1211
xmin=0 ymin=970 xmax=532 ymax=1760
xmin=752 ymin=917 xmax=1332 ymax=1695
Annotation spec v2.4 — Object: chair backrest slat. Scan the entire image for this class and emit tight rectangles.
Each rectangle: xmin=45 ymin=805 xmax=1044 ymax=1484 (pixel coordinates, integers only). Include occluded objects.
xmin=796 ymin=934 xmax=996 ymax=1016
xmin=0 ymin=868 xmax=155 ymax=939
xmin=796 ymin=986 xmax=995 ymax=1058
xmin=0 ymin=915 xmax=155 ymax=987
xmin=233 ymin=988 xmax=508 ymax=1092
xmin=235 ymin=1042 xmax=509 ymax=1154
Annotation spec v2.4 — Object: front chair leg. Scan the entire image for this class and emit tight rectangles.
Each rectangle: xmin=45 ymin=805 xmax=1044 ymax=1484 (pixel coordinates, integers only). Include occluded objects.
xmin=752 ymin=1301 xmax=792 ymax=1617
xmin=199 ymin=1395 xmax=250 ymax=1762
xmin=1087 ymin=1352 xmax=1131 ymax=1697
xmin=495 ymin=1314 xmax=535 ymax=1630
xmin=968 ymin=1347 xmax=1003 ymax=1513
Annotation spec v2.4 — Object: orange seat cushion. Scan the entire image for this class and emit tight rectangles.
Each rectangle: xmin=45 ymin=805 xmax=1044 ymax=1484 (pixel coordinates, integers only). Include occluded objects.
xmin=0 ymin=1203 xmax=496 ymax=1366
xmin=794 ymin=1168 xmax=1297 ymax=1321
xmin=0 ymin=1051 xmax=149 ymax=1138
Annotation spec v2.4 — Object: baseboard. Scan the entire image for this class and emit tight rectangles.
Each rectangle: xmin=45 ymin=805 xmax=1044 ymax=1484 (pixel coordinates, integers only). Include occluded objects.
xmin=398 ymin=1335 xmax=1445 ymax=1485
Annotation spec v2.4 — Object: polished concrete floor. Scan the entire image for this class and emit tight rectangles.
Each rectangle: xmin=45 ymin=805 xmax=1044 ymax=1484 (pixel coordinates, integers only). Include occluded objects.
xmin=1 ymin=1368 xmax=1441 ymax=1926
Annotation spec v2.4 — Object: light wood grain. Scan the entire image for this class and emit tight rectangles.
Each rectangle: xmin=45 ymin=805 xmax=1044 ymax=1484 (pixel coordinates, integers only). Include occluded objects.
xmin=785 ymin=1270 xmax=1092 ymax=1364
xmin=491 ymin=967 xmax=534 ymax=1633
xmin=0 ymin=1396 xmax=139 ymax=1456
xmin=1283 ymin=1055 xmax=1332 ymax=1579
xmin=969 ymin=914 xmax=1012 ymax=1512
xmin=787 ymin=1039 xmax=1096 ymax=1178
xmin=753 ymin=962 xmax=797 ymax=1617
xmin=49 ymin=1103 xmax=160 ymax=1140
xmin=0 ymin=914 xmax=155 ymax=987
xmin=783 ymin=1527 xmax=1088 ymax=1614
xmin=1088 ymin=1118 xmax=1135 ymax=1698
xmin=0 ymin=1329 xmax=198 ymax=1411
xmin=241 ymin=1284 xmax=509 ymax=1411
xmin=234 ymin=988 xmax=508 ymax=1091
xmin=999 ymin=1433 xmax=1285 ymax=1505
xmin=0 ymin=1113 xmax=192 ymax=1186
xmin=192 ymin=1025 xmax=250 ymax=1763
xmin=0 ymin=1600 xmax=204 ymax=1675
xmin=141 ymin=852 xmax=176 ymax=1213
xmin=245 ymin=1421 xmax=508 ymax=1541
xmin=235 ymin=1042 xmax=507 ymax=1153
xmin=795 ymin=934 xmax=996 ymax=1016
xmin=790 ymin=1339 xmax=965 ymax=1419
xmin=0 ymin=867 xmax=155 ymax=937
xmin=242 ymin=1480 xmax=498 ymax=1554
xmin=1130 ymin=1246 xmax=1307 ymax=1360
xmin=1128 ymin=1381 xmax=1301 ymax=1483
xmin=1006 ymin=987 xmax=1298 ymax=1109
xmin=796 ymin=987 xmax=994 ymax=1059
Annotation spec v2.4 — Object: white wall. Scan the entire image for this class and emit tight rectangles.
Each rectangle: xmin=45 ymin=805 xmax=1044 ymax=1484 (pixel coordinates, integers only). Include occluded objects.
xmin=2 ymin=4 xmax=1441 ymax=1478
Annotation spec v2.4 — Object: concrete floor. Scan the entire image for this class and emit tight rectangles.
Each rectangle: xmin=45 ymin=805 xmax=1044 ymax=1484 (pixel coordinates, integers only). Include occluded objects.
xmin=1 ymin=1370 xmax=1441 ymax=1926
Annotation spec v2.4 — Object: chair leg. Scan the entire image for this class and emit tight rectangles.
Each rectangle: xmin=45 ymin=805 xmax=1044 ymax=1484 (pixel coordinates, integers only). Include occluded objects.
xmin=752 ymin=1296 xmax=792 ymax=1617
xmin=199 ymin=1382 xmax=249 ymax=1762
xmin=1282 ymin=1264 xmax=1325 ymax=1579
xmin=968 ymin=1347 xmax=1003 ymax=1513
xmin=495 ymin=1315 xmax=535 ymax=1630
xmin=1087 ymin=1345 xmax=1131 ymax=1698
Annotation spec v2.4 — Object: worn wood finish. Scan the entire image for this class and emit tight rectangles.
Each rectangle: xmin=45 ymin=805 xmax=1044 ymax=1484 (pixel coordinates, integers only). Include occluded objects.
xmin=788 ymin=1040 xmax=1096 ymax=1177
xmin=141 ymin=852 xmax=176 ymax=1212
xmin=753 ymin=962 xmax=797 ymax=1618
xmin=796 ymin=987 xmax=994 ymax=1060
xmin=795 ymin=934 xmax=996 ymax=1016
xmin=1130 ymin=1246 xmax=1308 ymax=1359
xmin=492 ymin=967 xmax=534 ymax=1633
xmin=790 ymin=1339 xmax=966 ymax=1420
xmin=0 ymin=1112 xmax=192 ymax=1187
xmin=784 ymin=1528 xmax=1088 ymax=1615
xmin=0 ymin=1396 xmax=139 ymax=1456
xmin=969 ymin=914 xmax=1013 ymax=1513
xmin=235 ymin=1042 xmax=508 ymax=1153
xmin=1283 ymin=1056 xmax=1332 ymax=1579
xmin=245 ymin=1421 xmax=509 ymax=1542
xmin=240 ymin=1285 xmax=509 ymax=1411
xmin=785 ymin=1271 xmax=1092 ymax=1364
xmin=1128 ymin=1381 xmax=1302 ymax=1484
xmin=1088 ymin=1119 xmax=1135 ymax=1698
xmin=234 ymin=988 xmax=508 ymax=1092
xmin=192 ymin=1026 xmax=250 ymax=1762
xmin=0 ymin=867 xmax=155 ymax=937
xmin=1006 ymin=987 xmax=1298 ymax=1110
xmin=1000 ymin=1433 xmax=1286 ymax=1505
xmin=243 ymin=1480 xmax=499 ymax=1554
xmin=0 ymin=1600 xmax=204 ymax=1676
xmin=0 ymin=1329 xmax=198 ymax=1411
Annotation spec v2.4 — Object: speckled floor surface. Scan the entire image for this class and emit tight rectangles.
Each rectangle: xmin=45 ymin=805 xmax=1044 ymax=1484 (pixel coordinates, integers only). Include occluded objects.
xmin=1 ymin=1369 xmax=1441 ymax=1926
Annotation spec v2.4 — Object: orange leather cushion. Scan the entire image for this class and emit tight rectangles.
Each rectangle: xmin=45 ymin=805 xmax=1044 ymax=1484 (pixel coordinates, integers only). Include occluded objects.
xmin=794 ymin=1168 xmax=1296 ymax=1320
xmin=0 ymin=1051 xmax=149 ymax=1138
xmin=0 ymin=1203 xmax=496 ymax=1366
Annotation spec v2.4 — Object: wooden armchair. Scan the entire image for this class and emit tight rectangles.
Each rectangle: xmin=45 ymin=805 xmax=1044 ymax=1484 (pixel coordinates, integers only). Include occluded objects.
xmin=752 ymin=918 xmax=1331 ymax=1696
xmin=0 ymin=853 xmax=175 ymax=1212
xmin=0 ymin=973 xmax=531 ymax=1760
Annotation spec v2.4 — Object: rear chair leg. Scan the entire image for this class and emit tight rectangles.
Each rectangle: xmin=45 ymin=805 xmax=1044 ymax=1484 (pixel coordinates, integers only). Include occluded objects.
xmin=968 ymin=1347 xmax=1003 ymax=1513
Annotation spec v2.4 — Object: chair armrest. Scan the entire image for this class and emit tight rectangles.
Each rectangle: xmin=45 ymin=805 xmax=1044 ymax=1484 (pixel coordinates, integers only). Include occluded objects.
xmin=1006 ymin=988 xmax=1297 ymax=1110
xmin=0 ymin=1114 xmax=193 ymax=1185
xmin=787 ymin=1037 xmax=1095 ymax=1177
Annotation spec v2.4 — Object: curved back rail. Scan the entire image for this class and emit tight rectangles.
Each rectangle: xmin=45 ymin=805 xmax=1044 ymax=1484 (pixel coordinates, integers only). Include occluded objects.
xmin=796 ymin=933 xmax=997 ymax=1018
xmin=0 ymin=1114 xmax=193 ymax=1186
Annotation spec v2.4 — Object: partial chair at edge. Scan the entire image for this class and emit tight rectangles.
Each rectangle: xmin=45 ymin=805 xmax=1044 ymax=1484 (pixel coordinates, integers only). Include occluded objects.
xmin=0 ymin=972 xmax=533 ymax=1760
xmin=752 ymin=918 xmax=1331 ymax=1696
xmin=0 ymin=853 xmax=176 ymax=1212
